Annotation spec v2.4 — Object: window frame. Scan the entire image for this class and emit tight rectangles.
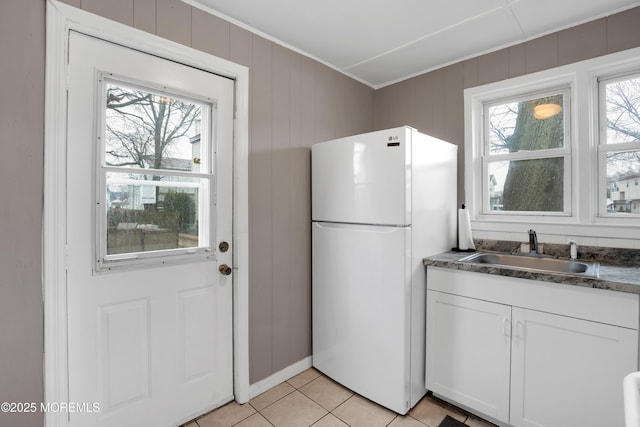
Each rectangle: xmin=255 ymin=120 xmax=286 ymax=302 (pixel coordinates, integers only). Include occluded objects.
xmin=465 ymin=71 xmax=578 ymax=226
xmin=597 ymin=71 xmax=640 ymax=220
xmin=464 ymin=46 xmax=640 ymax=243
xmin=480 ymin=87 xmax=572 ymax=216
xmin=95 ymin=73 xmax=218 ymax=271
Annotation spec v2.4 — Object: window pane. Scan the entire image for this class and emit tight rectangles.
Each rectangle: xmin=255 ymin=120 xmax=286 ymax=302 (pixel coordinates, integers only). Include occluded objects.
xmin=488 ymin=158 xmax=564 ymax=212
xmin=106 ymin=173 xmax=202 ymax=254
xmin=606 ymin=151 xmax=640 ymax=214
xmin=488 ymin=94 xmax=564 ymax=154
xmin=604 ymin=76 xmax=640 ymax=145
xmin=105 ymin=81 xmax=204 ymax=171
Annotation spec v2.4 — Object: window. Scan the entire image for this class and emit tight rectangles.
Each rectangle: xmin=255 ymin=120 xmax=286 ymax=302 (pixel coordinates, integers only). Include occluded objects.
xmin=599 ymin=73 xmax=640 ymax=217
xmin=483 ymin=89 xmax=570 ymax=215
xmin=97 ymin=77 xmax=215 ymax=268
xmin=465 ymin=46 xmax=640 ymax=241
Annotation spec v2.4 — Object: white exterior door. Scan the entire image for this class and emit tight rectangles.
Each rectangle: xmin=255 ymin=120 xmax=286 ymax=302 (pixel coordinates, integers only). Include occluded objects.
xmin=65 ymin=32 xmax=234 ymax=427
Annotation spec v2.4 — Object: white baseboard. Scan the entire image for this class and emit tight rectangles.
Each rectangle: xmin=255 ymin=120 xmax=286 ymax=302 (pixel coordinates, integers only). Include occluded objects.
xmin=246 ymin=356 xmax=313 ymax=401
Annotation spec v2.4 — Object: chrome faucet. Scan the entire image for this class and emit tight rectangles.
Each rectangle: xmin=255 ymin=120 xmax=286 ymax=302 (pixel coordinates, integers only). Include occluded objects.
xmin=528 ymin=229 xmax=537 ymax=253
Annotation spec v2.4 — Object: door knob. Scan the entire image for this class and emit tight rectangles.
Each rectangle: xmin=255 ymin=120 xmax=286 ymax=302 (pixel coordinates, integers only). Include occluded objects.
xmin=219 ymin=264 xmax=232 ymax=275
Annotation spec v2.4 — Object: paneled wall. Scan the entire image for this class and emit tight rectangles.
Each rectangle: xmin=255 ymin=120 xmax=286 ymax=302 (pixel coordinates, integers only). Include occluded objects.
xmin=0 ymin=2 xmax=45 ymax=427
xmin=2 ymin=1 xmax=640 ymax=425
xmin=374 ymin=6 xmax=640 ymax=206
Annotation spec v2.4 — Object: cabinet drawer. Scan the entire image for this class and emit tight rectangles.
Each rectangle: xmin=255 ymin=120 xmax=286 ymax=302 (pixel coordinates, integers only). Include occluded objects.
xmin=427 ymin=267 xmax=639 ymax=329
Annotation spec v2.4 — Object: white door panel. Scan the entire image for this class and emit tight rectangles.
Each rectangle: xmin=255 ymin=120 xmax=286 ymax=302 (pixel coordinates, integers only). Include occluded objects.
xmin=100 ymin=298 xmax=150 ymax=409
xmin=66 ymin=32 xmax=233 ymax=427
xmin=311 ymin=127 xmax=411 ymax=225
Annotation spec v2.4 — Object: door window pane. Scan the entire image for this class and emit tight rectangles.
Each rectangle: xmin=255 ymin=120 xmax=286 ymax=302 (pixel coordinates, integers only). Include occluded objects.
xmin=99 ymin=78 xmax=214 ymax=264
xmin=105 ymin=82 xmax=205 ymax=171
xmin=106 ymin=173 xmax=203 ymax=254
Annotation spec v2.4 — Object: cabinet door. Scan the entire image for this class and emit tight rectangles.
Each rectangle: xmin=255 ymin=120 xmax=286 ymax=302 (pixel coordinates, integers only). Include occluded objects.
xmin=511 ymin=307 xmax=638 ymax=427
xmin=426 ymin=291 xmax=511 ymax=423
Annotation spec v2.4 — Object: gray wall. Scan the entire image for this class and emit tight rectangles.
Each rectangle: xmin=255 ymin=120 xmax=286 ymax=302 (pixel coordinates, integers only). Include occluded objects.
xmin=374 ymin=6 xmax=640 ymax=205
xmin=2 ymin=1 xmax=640 ymax=426
xmin=0 ymin=1 xmax=45 ymax=427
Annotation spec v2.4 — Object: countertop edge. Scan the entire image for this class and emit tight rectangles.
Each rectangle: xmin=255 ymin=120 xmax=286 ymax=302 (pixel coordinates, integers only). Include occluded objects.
xmin=423 ymin=252 xmax=640 ymax=295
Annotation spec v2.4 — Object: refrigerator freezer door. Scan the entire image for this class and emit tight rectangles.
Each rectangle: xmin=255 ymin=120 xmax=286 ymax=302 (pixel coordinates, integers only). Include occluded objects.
xmin=312 ymin=128 xmax=411 ymax=225
xmin=312 ymin=221 xmax=412 ymax=414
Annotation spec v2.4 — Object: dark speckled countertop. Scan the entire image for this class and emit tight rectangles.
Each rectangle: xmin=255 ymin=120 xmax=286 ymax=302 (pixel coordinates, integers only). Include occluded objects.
xmin=423 ymin=246 xmax=640 ymax=295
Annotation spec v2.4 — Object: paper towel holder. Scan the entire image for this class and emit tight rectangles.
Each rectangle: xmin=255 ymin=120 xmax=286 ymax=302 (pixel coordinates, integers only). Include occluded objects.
xmin=452 ymin=204 xmax=477 ymax=253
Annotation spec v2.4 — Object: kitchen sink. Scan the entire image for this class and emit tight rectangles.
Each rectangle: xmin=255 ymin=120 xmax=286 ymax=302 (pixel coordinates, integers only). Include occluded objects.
xmin=460 ymin=252 xmax=600 ymax=277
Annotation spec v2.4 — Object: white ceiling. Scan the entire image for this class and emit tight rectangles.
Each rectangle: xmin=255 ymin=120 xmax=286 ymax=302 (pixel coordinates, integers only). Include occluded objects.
xmin=187 ymin=0 xmax=640 ymax=88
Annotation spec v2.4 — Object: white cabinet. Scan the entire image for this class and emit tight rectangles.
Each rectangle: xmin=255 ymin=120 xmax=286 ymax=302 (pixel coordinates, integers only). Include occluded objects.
xmin=510 ymin=307 xmax=637 ymax=427
xmin=426 ymin=291 xmax=511 ymax=423
xmin=426 ymin=267 xmax=639 ymax=427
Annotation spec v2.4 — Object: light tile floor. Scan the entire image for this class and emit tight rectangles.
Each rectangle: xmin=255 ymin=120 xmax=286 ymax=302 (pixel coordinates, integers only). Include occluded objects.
xmin=182 ymin=368 xmax=497 ymax=427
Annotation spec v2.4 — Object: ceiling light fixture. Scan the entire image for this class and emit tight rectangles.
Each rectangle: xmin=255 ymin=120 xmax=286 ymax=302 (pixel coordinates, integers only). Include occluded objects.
xmin=533 ymin=103 xmax=562 ymax=119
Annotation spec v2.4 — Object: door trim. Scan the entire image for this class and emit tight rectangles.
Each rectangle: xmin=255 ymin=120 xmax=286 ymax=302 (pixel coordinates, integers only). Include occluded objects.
xmin=44 ymin=2 xmax=250 ymax=426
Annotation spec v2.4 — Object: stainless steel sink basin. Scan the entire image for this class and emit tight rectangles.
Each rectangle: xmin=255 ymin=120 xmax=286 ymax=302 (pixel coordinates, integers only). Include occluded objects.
xmin=460 ymin=252 xmax=599 ymax=277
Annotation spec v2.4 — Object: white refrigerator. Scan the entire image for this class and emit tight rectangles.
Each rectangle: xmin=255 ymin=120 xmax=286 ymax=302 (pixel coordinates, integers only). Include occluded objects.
xmin=311 ymin=126 xmax=457 ymax=414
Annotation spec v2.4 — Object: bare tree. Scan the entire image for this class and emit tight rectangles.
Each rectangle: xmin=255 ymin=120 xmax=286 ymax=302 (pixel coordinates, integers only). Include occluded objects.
xmin=105 ymin=84 xmax=200 ymax=174
xmin=605 ymin=79 xmax=640 ymax=178
xmin=488 ymin=78 xmax=640 ymax=212
xmin=606 ymin=79 xmax=640 ymax=142
xmin=488 ymin=95 xmax=565 ymax=211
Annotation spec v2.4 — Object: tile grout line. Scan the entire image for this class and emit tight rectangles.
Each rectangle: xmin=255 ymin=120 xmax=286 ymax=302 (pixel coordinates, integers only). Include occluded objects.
xmin=193 ymin=369 xmax=493 ymax=427
xmin=242 ymin=372 xmax=325 ymax=426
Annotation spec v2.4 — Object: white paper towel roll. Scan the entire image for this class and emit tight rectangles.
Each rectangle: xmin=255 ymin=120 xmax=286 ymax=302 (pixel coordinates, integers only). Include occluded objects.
xmin=458 ymin=208 xmax=475 ymax=250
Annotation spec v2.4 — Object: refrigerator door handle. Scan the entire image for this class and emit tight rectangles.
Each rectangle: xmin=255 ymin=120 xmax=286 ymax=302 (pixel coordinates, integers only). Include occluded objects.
xmin=313 ymin=221 xmax=409 ymax=231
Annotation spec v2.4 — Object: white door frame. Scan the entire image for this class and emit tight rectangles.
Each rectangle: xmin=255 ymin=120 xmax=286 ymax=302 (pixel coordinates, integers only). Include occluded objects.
xmin=43 ymin=2 xmax=250 ymax=426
